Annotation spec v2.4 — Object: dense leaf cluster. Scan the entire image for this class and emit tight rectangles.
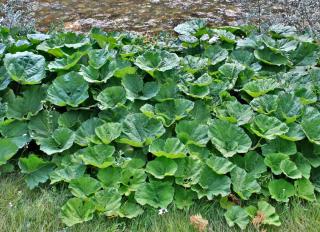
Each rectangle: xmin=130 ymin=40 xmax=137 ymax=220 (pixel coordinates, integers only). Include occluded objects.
xmin=0 ymin=20 xmax=320 ymax=229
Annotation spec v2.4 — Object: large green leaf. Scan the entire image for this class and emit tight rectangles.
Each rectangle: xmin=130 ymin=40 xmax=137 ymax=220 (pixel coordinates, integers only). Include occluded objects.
xmin=264 ymin=153 xmax=290 ymax=175
xmin=199 ymin=166 xmax=231 ymax=198
xmin=69 ymin=176 xmax=102 ymax=198
xmin=290 ymin=42 xmax=319 ymax=66
xmin=215 ymin=100 xmax=254 ymax=125
xmin=122 ymin=74 xmax=159 ymax=101
xmin=174 ymin=186 xmax=196 ymax=209
xmin=146 ymin=157 xmax=177 ymax=179
xmin=301 ymin=107 xmax=320 ymax=145
xmin=262 ymin=138 xmax=297 ymax=156
xmin=250 ymin=94 xmax=278 ymax=114
xmin=94 ymin=188 xmax=121 ymax=214
xmin=280 ymin=159 xmax=302 ymax=179
xmin=135 ymin=180 xmax=174 ymax=208
xmin=208 ymin=119 xmax=252 ymax=157
xmin=37 ymin=32 xmax=90 ymax=57
xmin=118 ymin=113 xmax=165 ymax=147
xmin=0 ymin=120 xmax=30 ymax=148
xmin=174 ymin=157 xmax=202 ymax=187
xmin=206 ymin=155 xmax=236 ymax=175
xmin=294 ymin=178 xmax=316 ymax=201
xmin=135 ymin=50 xmax=180 ymax=76
xmin=280 ymin=123 xmax=305 ymax=141
xmin=28 ymin=110 xmax=59 ymax=139
xmin=58 ymin=110 xmax=91 ymax=130
xmin=107 ymin=58 xmax=136 ymax=78
xmin=97 ymin=86 xmax=126 ymax=110
xmin=154 ymin=99 xmax=194 ymax=126
xmin=47 ymin=71 xmax=89 ymax=107
xmin=254 ymin=48 xmax=292 ymax=66
xmin=276 ymin=92 xmax=303 ymax=123
xmin=231 ymin=167 xmax=261 ymax=200
xmin=175 ymin=120 xmax=209 ymax=147
xmin=174 ymin=19 xmax=206 ymax=36
xmin=0 ymin=66 xmax=11 ymax=90
xmin=18 ymin=154 xmax=55 ymax=189
xmin=48 ymin=51 xmax=85 ymax=71
xmin=50 ymin=164 xmax=86 ymax=184
xmin=88 ymin=48 xmax=115 ymax=69
xmin=117 ymin=201 xmax=144 ymax=219
xmin=75 ymin=118 xmax=104 ymax=146
xmin=242 ymin=79 xmax=279 ymax=97
xmin=268 ymin=179 xmax=295 ymax=202
xmin=292 ymin=153 xmax=311 ymax=179
xmin=4 ymin=51 xmax=46 ymax=84
xmin=61 ymin=198 xmax=95 ymax=227
xmin=95 ymin=122 xmax=122 ymax=144
xmin=149 ymin=138 xmax=187 ymax=159
xmin=0 ymin=138 xmax=19 ymax=165
xmin=182 ymin=55 xmax=208 ymax=74
xmin=37 ymin=128 xmax=75 ymax=155
xmin=97 ymin=167 xmax=122 ymax=188
xmin=250 ymin=114 xmax=289 ymax=140
xmin=204 ymin=44 xmax=228 ymax=65
xmin=4 ymin=86 xmax=46 ymax=120
xmin=78 ymin=144 xmax=115 ymax=169
xmin=230 ymin=151 xmax=267 ymax=178
xmin=224 ymin=206 xmax=249 ymax=230
xmin=120 ymin=168 xmax=146 ymax=195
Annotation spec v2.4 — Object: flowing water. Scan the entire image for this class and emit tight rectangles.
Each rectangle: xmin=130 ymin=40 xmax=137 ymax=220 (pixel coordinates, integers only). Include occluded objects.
xmin=36 ymin=0 xmax=241 ymax=32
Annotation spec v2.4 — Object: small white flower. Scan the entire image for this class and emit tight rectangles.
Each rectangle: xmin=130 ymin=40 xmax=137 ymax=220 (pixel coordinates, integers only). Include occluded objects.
xmin=8 ymin=202 xmax=13 ymax=208
xmin=158 ymin=208 xmax=168 ymax=215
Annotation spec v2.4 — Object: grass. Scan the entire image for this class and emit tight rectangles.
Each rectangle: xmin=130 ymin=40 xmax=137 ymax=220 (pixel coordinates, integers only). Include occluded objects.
xmin=0 ymin=174 xmax=320 ymax=232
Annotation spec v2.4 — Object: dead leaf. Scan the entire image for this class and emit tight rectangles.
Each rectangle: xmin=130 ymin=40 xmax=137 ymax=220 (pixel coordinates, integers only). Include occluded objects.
xmin=190 ymin=214 xmax=209 ymax=232
xmin=228 ymin=194 xmax=240 ymax=205
xmin=252 ymin=211 xmax=266 ymax=228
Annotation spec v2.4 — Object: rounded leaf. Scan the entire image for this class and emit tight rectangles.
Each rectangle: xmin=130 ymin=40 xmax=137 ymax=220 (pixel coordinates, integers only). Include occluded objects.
xmin=135 ymin=50 xmax=180 ymax=75
xmin=146 ymin=157 xmax=178 ymax=179
xmin=208 ymin=119 xmax=252 ymax=157
xmin=135 ymin=180 xmax=174 ymax=208
xmin=95 ymin=122 xmax=122 ymax=144
xmin=250 ymin=114 xmax=289 ymax=140
xmin=69 ymin=176 xmax=102 ymax=199
xmin=61 ymin=198 xmax=95 ymax=227
xmin=38 ymin=128 xmax=75 ymax=155
xmin=47 ymin=71 xmax=89 ymax=107
xmin=4 ymin=51 xmax=46 ymax=84
xmin=175 ymin=120 xmax=209 ymax=147
xmin=97 ymin=86 xmax=126 ymax=110
xmin=224 ymin=206 xmax=249 ymax=230
xmin=149 ymin=138 xmax=187 ymax=158
xmin=79 ymin=144 xmax=115 ymax=169
xmin=0 ymin=138 xmax=19 ymax=165
xmin=118 ymin=113 xmax=165 ymax=147
xmin=268 ymin=179 xmax=295 ymax=202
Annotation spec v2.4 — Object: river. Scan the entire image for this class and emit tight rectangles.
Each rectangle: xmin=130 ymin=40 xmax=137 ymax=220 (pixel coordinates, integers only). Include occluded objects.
xmin=35 ymin=0 xmax=240 ymax=32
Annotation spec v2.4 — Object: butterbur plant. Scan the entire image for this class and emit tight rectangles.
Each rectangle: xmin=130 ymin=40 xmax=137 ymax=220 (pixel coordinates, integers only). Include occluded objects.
xmin=0 ymin=0 xmax=37 ymax=34
xmin=0 ymin=20 xmax=319 ymax=230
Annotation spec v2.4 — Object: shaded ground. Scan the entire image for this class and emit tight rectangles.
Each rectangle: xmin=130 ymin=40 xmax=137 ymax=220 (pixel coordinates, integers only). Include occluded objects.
xmin=1 ymin=174 xmax=319 ymax=232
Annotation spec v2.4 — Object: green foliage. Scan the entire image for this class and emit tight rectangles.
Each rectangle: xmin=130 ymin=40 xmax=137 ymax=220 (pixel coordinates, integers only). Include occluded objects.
xmin=0 ymin=21 xmax=320 ymax=229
